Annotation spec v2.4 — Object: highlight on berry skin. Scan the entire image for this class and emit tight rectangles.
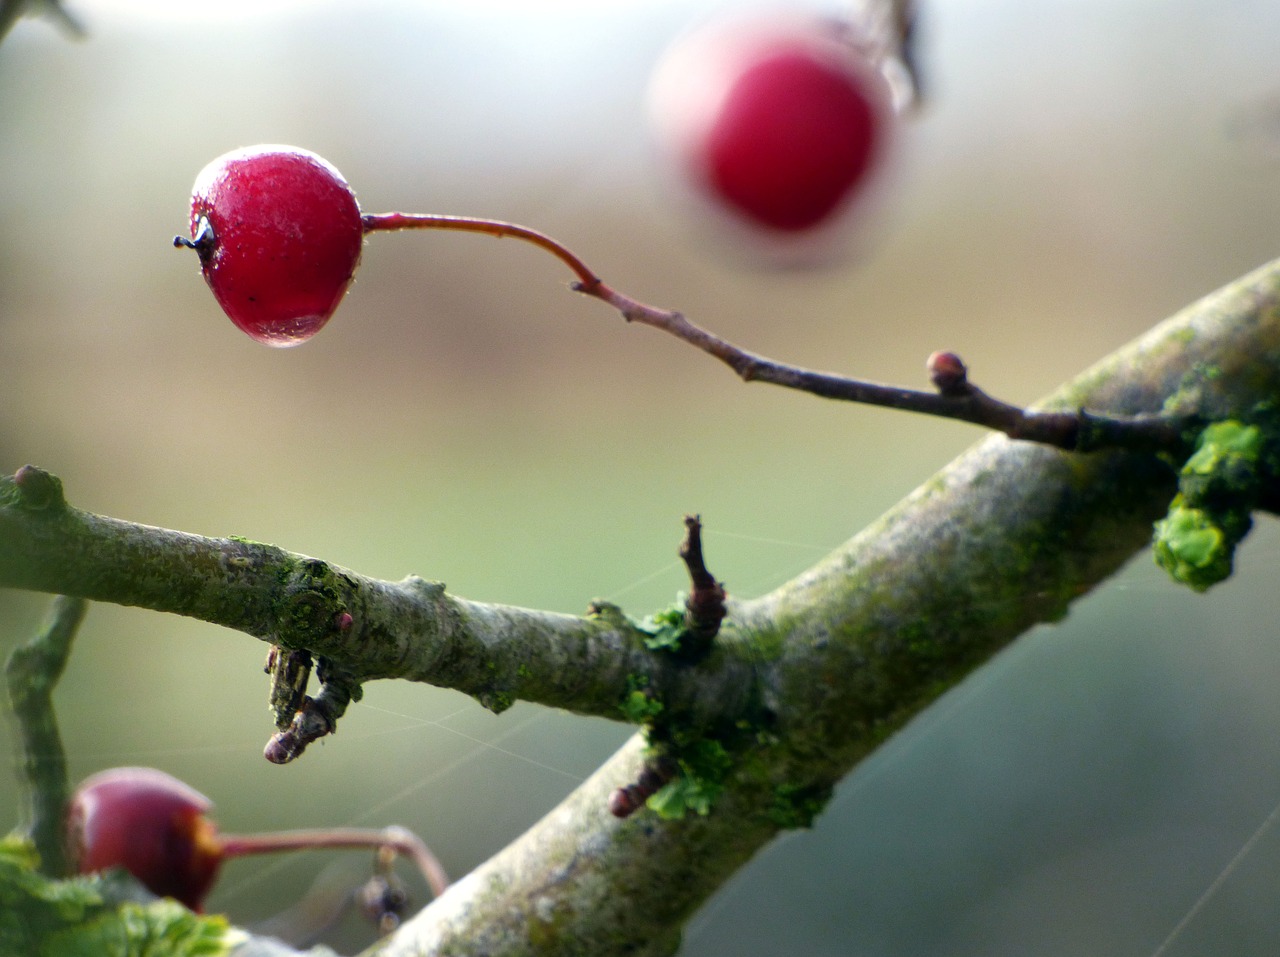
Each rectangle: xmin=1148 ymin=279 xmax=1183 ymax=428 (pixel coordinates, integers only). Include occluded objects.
xmin=647 ymin=11 xmax=898 ymax=265
xmin=175 ymin=144 xmax=364 ymax=348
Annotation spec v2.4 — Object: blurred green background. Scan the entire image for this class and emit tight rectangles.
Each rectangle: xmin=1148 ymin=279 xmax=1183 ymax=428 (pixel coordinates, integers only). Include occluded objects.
xmin=4 ymin=1 xmax=1280 ymax=954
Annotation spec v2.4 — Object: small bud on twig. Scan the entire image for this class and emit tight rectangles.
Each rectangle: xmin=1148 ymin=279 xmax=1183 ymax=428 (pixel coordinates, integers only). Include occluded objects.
xmin=926 ymin=350 xmax=970 ymax=397
xmin=12 ymin=465 xmax=66 ymax=511
xmin=608 ymin=757 xmax=678 ymax=818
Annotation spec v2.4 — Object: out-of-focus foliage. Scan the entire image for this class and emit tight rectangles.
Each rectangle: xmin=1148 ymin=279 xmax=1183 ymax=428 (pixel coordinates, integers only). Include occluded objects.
xmin=0 ymin=834 xmax=238 ymax=957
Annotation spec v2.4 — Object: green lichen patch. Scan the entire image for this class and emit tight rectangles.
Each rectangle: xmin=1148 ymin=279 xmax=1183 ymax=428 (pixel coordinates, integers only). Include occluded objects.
xmin=475 ymin=690 xmax=515 ymax=715
xmin=1185 ymin=420 xmax=1263 ymax=468
xmin=584 ymin=600 xmax=630 ymax=629
xmin=1153 ymin=505 xmax=1233 ymax=591
xmin=646 ymin=738 xmax=732 ymax=820
xmin=619 ymin=677 xmax=664 ymax=724
xmin=1153 ymin=418 xmax=1269 ymax=591
xmin=638 ymin=603 xmax=687 ymax=654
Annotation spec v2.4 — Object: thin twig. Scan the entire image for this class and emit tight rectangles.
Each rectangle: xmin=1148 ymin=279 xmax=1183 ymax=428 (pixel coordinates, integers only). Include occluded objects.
xmin=4 ymin=594 xmax=88 ymax=876
xmin=362 ymin=213 xmax=602 ymax=288
xmin=679 ymin=515 xmax=726 ymax=652
xmin=364 ymin=212 xmax=1196 ymax=458
xmin=587 ymin=281 xmax=1193 ymax=455
xmin=608 ymin=756 xmax=678 ymax=819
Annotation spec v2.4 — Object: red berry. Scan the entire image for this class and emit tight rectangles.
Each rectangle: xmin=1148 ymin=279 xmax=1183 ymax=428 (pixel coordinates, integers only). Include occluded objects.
xmin=649 ymin=14 xmax=894 ymax=247
xmin=66 ymin=767 xmax=224 ymax=910
xmin=179 ymin=145 xmax=364 ymax=347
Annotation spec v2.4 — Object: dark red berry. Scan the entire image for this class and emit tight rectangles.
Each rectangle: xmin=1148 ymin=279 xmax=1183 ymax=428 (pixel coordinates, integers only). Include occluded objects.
xmin=66 ymin=766 xmax=224 ymax=910
xmin=649 ymin=14 xmax=894 ymax=241
xmin=178 ymin=145 xmax=364 ymax=347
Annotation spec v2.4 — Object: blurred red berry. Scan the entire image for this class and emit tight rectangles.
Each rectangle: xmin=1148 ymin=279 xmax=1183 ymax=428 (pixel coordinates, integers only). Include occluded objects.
xmin=66 ymin=766 xmax=224 ymax=910
xmin=649 ymin=13 xmax=895 ymax=255
xmin=178 ymin=145 xmax=364 ymax=347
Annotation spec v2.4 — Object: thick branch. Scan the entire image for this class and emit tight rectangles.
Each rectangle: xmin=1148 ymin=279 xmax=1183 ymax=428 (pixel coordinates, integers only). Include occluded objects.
xmin=0 ymin=484 xmax=757 ymax=738
xmin=6 ymin=260 xmax=1280 ymax=955
xmin=362 ymin=260 xmax=1280 ymax=955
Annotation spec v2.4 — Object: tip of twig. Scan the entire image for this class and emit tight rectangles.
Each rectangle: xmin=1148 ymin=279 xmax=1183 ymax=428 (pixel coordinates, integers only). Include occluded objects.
xmin=679 ymin=515 xmax=727 ymax=651
xmin=608 ymin=758 xmax=677 ymax=818
xmin=263 ymin=686 xmax=346 ymax=764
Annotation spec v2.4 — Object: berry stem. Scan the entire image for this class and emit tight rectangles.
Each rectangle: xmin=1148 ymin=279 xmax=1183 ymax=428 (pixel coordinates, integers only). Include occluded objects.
xmin=362 ymin=212 xmax=603 ymax=291
xmin=364 ymin=209 xmax=1193 ymax=457
xmin=219 ymin=825 xmax=448 ymax=899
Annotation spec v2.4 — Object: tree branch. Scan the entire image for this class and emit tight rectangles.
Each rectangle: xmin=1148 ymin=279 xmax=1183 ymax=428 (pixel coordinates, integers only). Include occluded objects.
xmin=0 ymin=477 xmax=758 ymax=757
xmin=5 ymin=258 xmax=1280 ymax=955
xmin=4 ymin=593 xmax=87 ymax=876
xmin=359 ymin=259 xmax=1280 ymax=955
xmin=363 ymin=212 xmax=1198 ymax=456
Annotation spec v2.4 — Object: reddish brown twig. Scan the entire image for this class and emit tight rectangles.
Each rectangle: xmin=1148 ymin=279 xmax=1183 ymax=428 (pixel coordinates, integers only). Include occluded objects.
xmin=608 ymin=757 xmax=678 ymax=819
xmin=362 ymin=213 xmax=1194 ymax=458
xmin=679 ymin=515 xmax=726 ymax=652
xmin=362 ymin=213 xmax=602 ymax=288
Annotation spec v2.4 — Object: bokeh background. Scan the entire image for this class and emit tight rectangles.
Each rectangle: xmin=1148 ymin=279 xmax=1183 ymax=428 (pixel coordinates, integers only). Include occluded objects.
xmin=4 ymin=1 xmax=1280 ymax=954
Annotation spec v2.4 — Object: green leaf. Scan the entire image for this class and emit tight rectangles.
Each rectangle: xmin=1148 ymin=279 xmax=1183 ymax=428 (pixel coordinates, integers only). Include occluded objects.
xmin=0 ymin=835 xmax=239 ymax=957
xmin=644 ymin=738 xmax=733 ymax=820
xmin=639 ymin=603 xmax=687 ymax=653
xmin=42 ymin=901 xmax=239 ymax=957
xmin=619 ymin=688 xmax=663 ymax=724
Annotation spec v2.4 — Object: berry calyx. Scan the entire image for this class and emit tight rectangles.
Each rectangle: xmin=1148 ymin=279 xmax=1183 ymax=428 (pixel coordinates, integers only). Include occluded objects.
xmin=649 ymin=14 xmax=895 ymax=242
xmin=176 ymin=145 xmax=364 ymax=347
xmin=66 ymin=766 xmax=223 ymax=910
